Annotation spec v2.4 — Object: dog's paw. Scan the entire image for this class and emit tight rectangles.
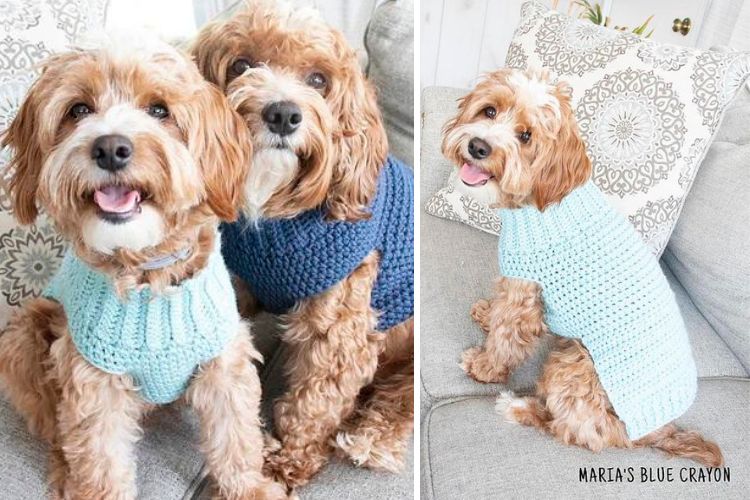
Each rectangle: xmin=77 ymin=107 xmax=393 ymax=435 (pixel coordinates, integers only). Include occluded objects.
xmin=460 ymin=347 xmax=508 ymax=383
xmin=263 ymin=445 xmax=327 ymax=490
xmin=333 ymin=430 xmax=404 ymax=473
xmin=470 ymin=299 xmax=492 ymax=333
xmin=495 ymin=391 xmax=528 ymax=424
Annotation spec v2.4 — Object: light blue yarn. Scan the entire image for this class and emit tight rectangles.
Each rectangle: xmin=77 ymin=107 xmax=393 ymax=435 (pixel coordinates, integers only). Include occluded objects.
xmin=498 ymin=180 xmax=697 ymax=440
xmin=44 ymin=242 xmax=239 ymax=404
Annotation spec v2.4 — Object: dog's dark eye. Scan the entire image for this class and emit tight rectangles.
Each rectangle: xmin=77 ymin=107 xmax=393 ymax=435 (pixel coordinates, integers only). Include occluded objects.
xmin=147 ymin=104 xmax=169 ymax=119
xmin=519 ymin=131 xmax=532 ymax=144
xmin=483 ymin=106 xmax=497 ymax=119
xmin=68 ymin=103 xmax=92 ymax=120
xmin=305 ymin=72 xmax=327 ymax=91
xmin=231 ymin=58 xmax=254 ymax=76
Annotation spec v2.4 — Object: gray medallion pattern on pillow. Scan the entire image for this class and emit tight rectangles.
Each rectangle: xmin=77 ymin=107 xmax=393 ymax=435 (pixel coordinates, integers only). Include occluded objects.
xmin=637 ymin=42 xmax=690 ymax=71
xmin=425 ymin=174 xmax=501 ymax=235
xmin=427 ymin=1 xmax=750 ymax=258
xmin=48 ymin=0 xmax=106 ymax=42
xmin=534 ymin=13 xmax=639 ymax=77
xmin=515 ymin=0 xmax=546 ymax=36
xmin=628 ymin=196 xmax=681 ymax=254
xmin=0 ymin=36 xmax=53 ymax=75
xmin=0 ymin=0 xmax=107 ymax=323
xmin=0 ymin=0 xmax=43 ymax=31
xmin=506 ymin=42 xmax=527 ymax=70
xmin=577 ymin=69 xmax=686 ymax=197
xmin=692 ymin=50 xmax=731 ymax=128
xmin=0 ymin=222 xmax=66 ymax=306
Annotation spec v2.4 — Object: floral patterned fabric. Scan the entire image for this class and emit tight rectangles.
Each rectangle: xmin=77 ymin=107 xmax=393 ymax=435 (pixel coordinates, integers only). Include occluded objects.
xmin=426 ymin=1 xmax=750 ymax=257
xmin=0 ymin=0 xmax=108 ymax=329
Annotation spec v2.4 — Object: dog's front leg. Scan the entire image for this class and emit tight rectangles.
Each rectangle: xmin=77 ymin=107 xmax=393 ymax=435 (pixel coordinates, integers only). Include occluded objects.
xmin=266 ymin=252 xmax=382 ymax=488
xmin=50 ymin=335 xmax=146 ymax=500
xmin=462 ymin=276 xmax=547 ymax=383
xmin=186 ymin=326 xmax=287 ymax=500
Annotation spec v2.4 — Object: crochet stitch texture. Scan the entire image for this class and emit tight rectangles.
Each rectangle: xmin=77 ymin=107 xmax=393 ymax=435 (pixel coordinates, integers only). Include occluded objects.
xmin=498 ymin=180 xmax=697 ymax=440
xmin=221 ymin=156 xmax=414 ymax=330
xmin=44 ymin=242 xmax=239 ymax=404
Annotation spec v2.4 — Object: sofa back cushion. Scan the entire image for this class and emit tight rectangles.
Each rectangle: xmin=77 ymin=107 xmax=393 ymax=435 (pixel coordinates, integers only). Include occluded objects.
xmin=365 ymin=0 xmax=414 ymax=167
xmin=662 ymin=87 xmax=750 ymax=371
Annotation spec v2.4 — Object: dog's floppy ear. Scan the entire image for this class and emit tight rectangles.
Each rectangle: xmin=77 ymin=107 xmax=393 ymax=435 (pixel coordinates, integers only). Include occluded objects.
xmin=531 ymin=83 xmax=591 ymax=210
xmin=2 ymin=73 xmax=48 ymax=225
xmin=182 ymin=82 xmax=252 ymax=221
xmin=327 ymin=33 xmax=388 ymax=222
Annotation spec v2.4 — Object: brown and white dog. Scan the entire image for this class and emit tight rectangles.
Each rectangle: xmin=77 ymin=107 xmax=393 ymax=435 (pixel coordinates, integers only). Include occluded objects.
xmin=193 ymin=0 xmax=414 ymax=489
xmin=443 ymin=68 xmax=722 ymax=466
xmin=0 ymin=37 xmax=286 ymax=499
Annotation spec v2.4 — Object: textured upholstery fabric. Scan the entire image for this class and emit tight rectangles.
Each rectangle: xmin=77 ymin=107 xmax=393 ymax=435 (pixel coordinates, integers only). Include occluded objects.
xmin=0 ymin=397 xmax=205 ymax=499
xmin=423 ymin=379 xmax=750 ymax=500
xmin=662 ymin=88 xmax=750 ymax=372
xmin=365 ymin=0 xmax=414 ymax=167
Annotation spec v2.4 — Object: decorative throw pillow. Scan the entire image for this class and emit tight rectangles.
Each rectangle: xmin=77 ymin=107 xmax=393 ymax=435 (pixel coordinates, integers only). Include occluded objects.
xmin=0 ymin=0 xmax=108 ymax=329
xmin=425 ymin=0 xmax=750 ymax=256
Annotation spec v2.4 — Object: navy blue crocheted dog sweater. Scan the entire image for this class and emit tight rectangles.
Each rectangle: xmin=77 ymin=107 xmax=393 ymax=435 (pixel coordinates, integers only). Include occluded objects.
xmin=221 ymin=156 xmax=414 ymax=330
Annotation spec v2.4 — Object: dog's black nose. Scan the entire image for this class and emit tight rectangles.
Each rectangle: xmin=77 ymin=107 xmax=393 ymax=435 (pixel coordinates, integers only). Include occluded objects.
xmin=262 ymin=101 xmax=302 ymax=136
xmin=468 ymin=137 xmax=492 ymax=160
xmin=91 ymin=134 xmax=133 ymax=171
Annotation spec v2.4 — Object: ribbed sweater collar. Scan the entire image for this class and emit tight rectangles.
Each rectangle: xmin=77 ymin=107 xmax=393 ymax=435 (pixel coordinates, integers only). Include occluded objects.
xmin=499 ymin=180 xmax=611 ymax=253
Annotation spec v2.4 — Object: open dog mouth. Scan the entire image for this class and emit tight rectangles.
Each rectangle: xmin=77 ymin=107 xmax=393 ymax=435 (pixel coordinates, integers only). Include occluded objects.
xmin=459 ymin=162 xmax=494 ymax=187
xmin=92 ymin=185 xmax=144 ymax=223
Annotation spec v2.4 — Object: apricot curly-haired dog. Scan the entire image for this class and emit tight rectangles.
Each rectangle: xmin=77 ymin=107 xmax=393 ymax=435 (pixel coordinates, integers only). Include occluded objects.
xmin=443 ymin=68 xmax=722 ymax=467
xmin=192 ymin=0 xmax=414 ymax=488
xmin=0 ymin=37 xmax=287 ymax=499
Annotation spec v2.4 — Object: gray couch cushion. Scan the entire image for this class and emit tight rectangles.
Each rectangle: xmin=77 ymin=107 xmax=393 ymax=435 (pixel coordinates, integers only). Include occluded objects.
xmin=0 ymin=398 xmax=204 ymax=499
xmin=663 ymin=88 xmax=750 ymax=372
xmin=365 ymin=0 xmax=414 ymax=167
xmin=423 ymin=378 xmax=749 ymax=500
xmin=420 ymin=86 xmax=747 ymax=404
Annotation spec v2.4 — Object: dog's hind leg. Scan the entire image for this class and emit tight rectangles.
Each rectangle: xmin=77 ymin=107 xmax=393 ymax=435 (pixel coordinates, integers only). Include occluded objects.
xmin=0 ymin=298 xmax=65 ymax=444
xmin=266 ymin=251 xmax=382 ymax=488
xmin=334 ymin=318 xmax=414 ymax=472
xmin=461 ymin=276 xmax=547 ymax=384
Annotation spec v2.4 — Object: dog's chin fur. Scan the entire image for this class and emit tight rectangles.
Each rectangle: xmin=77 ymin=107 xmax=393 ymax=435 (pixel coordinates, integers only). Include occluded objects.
xmin=82 ymin=205 xmax=165 ymax=255
xmin=243 ymin=147 xmax=299 ymax=221
xmin=453 ymin=68 xmax=724 ymax=468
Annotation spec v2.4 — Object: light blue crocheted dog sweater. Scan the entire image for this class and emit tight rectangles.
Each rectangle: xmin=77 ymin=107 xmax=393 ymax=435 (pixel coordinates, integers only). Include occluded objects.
xmin=498 ymin=180 xmax=697 ymax=440
xmin=43 ymin=243 xmax=239 ymax=404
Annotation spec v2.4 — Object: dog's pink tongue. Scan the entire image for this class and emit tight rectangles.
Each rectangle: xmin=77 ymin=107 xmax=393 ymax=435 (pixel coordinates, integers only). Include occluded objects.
xmin=459 ymin=162 xmax=491 ymax=185
xmin=93 ymin=186 xmax=140 ymax=213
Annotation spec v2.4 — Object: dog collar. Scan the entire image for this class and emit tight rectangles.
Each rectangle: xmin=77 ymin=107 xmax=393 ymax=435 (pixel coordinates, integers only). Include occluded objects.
xmin=139 ymin=246 xmax=193 ymax=271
